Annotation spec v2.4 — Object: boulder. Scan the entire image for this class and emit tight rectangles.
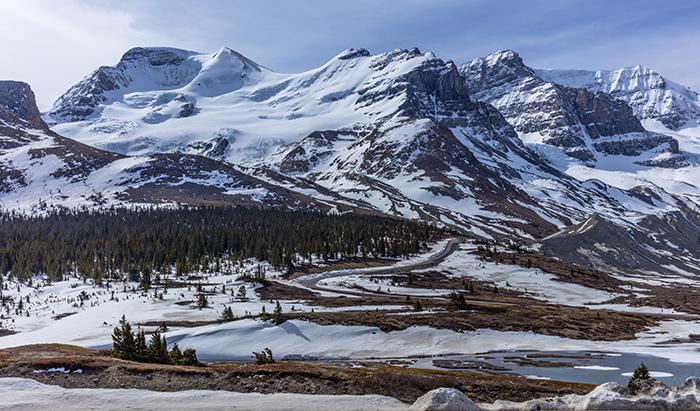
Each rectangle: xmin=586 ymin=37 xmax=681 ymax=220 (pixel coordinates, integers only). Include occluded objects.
xmin=410 ymin=387 xmax=482 ymax=411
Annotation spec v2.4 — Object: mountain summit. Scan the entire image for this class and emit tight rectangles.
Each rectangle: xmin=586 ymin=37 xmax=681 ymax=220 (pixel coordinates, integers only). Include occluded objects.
xmin=536 ymin=65 xmax=700 ymax=132
xmin=461 ymin=50 xmax=685 ymax=167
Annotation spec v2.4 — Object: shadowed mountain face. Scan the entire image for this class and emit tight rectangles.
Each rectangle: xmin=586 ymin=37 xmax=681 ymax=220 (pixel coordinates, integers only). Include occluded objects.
xmin=542 ymin=211 xmax=700 ymax=277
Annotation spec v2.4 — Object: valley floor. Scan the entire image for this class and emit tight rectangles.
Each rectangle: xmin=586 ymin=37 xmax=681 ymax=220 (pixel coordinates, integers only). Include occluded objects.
xmin=2 ymin=238 xmax=700 ymax=394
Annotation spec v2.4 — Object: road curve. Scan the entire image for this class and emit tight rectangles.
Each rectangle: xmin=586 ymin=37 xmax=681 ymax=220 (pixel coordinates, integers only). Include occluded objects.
xmin=293 ymin=237 xmax=462 ymax=295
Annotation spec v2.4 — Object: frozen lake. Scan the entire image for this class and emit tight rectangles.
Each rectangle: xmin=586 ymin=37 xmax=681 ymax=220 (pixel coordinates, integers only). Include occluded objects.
xmin=409 ymin=350 xmax=700 ymax=385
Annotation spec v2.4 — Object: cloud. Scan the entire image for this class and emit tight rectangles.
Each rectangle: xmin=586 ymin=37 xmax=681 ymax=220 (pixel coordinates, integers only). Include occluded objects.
xmin=0 ymin=0 xmax=163 ymax=108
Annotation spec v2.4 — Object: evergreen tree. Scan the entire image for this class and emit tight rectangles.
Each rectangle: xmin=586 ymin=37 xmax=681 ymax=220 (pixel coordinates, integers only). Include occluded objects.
xmin=413 ymin=300 xmax=423 ymax=312
xmin=237 ymin=285 xmax=247 ymax=300
xmin=135 ymin=328 xmax=148 ymax=361
xmin=169 ymin=343 xmax=183 ymax=364
xmin=253 ymin=348 xmax=274 ymax=364
xmin=220 ymin=306 xmax=235 ymax=322
xmin=146 ymin=329 xmax=170 ymax=364
xmin=271 ymin=301 xmax=284 ymax=325
xmin=446 ymin=292 xmax=468 ymax=311
xmin=197 ymin=294 xmax=208 ymax=309
xmin=628 ymin=362 xmax=652 ymax=392
xmin=181 ymin=348 xmax=199 ymax=366
xmin=112 ymin=315 xmax=136 ymax=360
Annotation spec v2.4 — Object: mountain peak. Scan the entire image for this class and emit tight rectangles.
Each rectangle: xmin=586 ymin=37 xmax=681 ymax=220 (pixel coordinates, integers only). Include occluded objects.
xmin=536 ymin=63 xmax=700 ymax=130
xmin=0 ymin=80 xmax=46 ymax=129
xmin=482 ymin=49 xmax=532 ymax=74
xmin=119 ymin=47 xmax=198 ymax=66
xmin=485 ymin=49 xmax=520 ymax=63
xmin=335 ymin=48 xmax=370 ymax=60
xmin=207 ymin=46 xmax=261 ymax=70
xmin=462 ymin=49 xmax=535 ymax=95
xmin=214 ymin=46 xmax=235 ymax=54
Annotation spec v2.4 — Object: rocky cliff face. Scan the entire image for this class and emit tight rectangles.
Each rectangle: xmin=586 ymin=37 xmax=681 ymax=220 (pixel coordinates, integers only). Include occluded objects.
xmin=461 ymin=50 xmax=684 ymax=166
xmin=536 ymin=65 xmax=700 ymax=131
xmin=0 ymin=81 xmax=47 ymax=130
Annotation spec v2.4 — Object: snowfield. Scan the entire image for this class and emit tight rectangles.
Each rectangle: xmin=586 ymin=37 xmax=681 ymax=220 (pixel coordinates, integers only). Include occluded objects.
xmin=0 ymin=258 xmax=403 ymax=350
xmin=160 ymin=318 xmax=700 ymax=364
xmin=1 ymin=241 xmax=700 ymax=365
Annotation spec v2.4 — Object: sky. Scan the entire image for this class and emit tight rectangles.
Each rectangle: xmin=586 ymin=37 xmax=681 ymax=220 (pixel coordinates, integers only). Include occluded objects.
xmin=1 ymin=0 xmax=698 ymax=109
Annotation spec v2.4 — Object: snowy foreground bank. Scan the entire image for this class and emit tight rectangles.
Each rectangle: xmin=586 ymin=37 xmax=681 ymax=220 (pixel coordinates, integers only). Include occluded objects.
xmin=3 ymin=377 xmax=700 ymax=410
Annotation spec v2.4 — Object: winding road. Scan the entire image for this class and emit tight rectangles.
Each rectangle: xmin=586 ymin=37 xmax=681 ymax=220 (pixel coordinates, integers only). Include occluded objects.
xmin=292 ymin=237 xmax=462 ymax=296
xmin=289 ymin=237 xmax=700 ymax=321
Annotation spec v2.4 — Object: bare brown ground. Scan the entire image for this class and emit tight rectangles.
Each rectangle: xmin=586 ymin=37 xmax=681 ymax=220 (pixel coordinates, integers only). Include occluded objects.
xmin=0 ymin=344 xmax=594 ymax=403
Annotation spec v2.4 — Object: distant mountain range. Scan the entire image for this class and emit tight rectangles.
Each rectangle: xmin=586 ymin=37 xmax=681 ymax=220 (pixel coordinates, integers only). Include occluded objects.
xmin=2 ymin=45 xmax=700 ymax=277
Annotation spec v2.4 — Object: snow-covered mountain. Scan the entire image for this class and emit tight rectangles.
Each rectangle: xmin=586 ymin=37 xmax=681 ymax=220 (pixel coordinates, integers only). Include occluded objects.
xmin=535 ymin=65 xmax=700 ymax=134
xmin=0 ymin=80 xmax=325 ymax=213
xmin=461 ymin=50 xmax=686 ymax=168
xmin=48 ymin=47 xmax=398 ymax=163
xmin=34 ymin=46 xmax=700 ymax=276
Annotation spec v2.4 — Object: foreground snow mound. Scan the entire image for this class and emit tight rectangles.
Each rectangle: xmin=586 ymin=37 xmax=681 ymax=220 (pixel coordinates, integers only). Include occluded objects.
xmin=410 ymin=388 xmax=482 ymax=411
xmin=0 ymin=377 xmax=408 ymax=411
xmin=486 ymin=377 xmax=700 ymax=410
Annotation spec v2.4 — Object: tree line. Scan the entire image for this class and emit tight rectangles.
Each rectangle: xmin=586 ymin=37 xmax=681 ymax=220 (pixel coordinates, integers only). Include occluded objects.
xmin=0 ymin=206 xmax=439 ymax=282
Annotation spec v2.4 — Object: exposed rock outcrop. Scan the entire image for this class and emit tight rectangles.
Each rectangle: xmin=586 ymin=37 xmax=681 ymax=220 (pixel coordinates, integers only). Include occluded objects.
xmin=461 ymin=50 xmax=685 ymax=166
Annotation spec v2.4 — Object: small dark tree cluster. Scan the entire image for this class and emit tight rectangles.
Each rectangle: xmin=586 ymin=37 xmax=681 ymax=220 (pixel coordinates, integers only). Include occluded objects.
xmin=111 ymin=316 xmax=199 ymax=366
xmin=253 ymin=348 xmax=275 ymax=364
xmin=259 ymin=301 xmax=285 ymax=325
xmin=412 ymin=299 xmax=423 ymax=312
xmin=272 ymin=301 xmax=284 ymax=325
xmin=445 ymin=292 xmax=468 ymax=311
xmin=237 ymin=268 xmax=269 ymax=285
xmin=220 ymin=306 xmax=235 ymax=322
xmin=197 ymin=293 xmax=209 ymax=309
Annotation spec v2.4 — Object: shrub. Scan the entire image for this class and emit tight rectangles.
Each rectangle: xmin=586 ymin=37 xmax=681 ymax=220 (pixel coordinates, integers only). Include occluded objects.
xmin=253 ymin=347 xmax=275 ymax=364
xmin=445 ymin=292 xmax=468 ymax=311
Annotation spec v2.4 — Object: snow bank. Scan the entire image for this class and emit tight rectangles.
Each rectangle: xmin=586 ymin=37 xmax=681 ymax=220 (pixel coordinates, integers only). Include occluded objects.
xmin=5 ymin=376 xmax=700 ymax=410
xmin=158 ymin=318 xmax=700 ymax=364
xmin=0 ymin=377 xmax=408 ymax=411
xmin=163 ymin=319 xmax=608 ymax=361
